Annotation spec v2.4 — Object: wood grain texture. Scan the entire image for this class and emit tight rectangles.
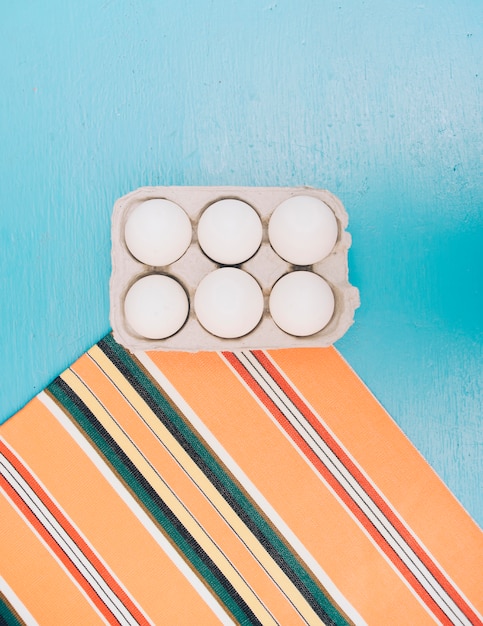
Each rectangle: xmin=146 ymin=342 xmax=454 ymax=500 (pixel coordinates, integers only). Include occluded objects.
xmin=0 ymin=1 xmax=481 ymax=526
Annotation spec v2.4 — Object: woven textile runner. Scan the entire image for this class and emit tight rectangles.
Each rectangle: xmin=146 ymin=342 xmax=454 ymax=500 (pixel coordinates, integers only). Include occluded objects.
xmin=1 ymin=334 xmax=482 ymax=625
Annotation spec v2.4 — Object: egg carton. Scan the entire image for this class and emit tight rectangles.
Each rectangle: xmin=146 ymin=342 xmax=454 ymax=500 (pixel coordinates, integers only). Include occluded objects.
xmin=110 ymin=186 xmax=360 ymax=352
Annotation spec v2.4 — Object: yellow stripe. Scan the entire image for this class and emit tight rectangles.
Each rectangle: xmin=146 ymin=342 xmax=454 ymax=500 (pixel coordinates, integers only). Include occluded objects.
xmin=60 ymin=366 xmax=277 ymax=626
xmin=87 ymin=345 xmax=326 ymax=626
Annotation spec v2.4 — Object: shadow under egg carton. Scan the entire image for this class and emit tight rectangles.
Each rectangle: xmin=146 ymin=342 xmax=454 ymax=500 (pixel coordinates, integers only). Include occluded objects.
xmin=110 ymin=186 xmax=360 ymax=352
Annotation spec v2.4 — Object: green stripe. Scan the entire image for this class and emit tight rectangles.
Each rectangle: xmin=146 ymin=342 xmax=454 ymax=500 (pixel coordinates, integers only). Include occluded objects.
xmin=100 ymin=333 xmax=351 ymax=626
xmin=47 ymin=378 xmax=258 ymax=626
xmin=0 ymin=594 xmax=24 ymax=626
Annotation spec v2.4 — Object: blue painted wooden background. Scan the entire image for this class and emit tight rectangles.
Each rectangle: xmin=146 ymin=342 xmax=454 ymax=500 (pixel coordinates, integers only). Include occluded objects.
xmin=1 ymin=1 xmax=481 ymax=527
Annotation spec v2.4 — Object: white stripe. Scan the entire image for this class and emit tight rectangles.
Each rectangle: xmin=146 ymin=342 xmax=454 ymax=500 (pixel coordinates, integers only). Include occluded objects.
xmin=237 ymin=354 xmax=443 ymax=597
xmin=265 ymin=348 xmax=483 ymax=625
xmin=0 ymin=437 xmax=153 ymax=626
xmin=0 ymin=487 xmax=110 ymax=626
xmin=0 ymin=576 xmax=39 ymax=626
xmin=0 ymin=451 xmax=135 ymax=626
xmin=236 ymin=350 xmax=475 ymax=626
xmin=137 ymin=351 xmax=367 ymax=626
xmin=257 ymin=349 xmax=483 ymax=624
xmin=221 ymin=351 xmax=443 ymax=626
xmin=38 ymin=391 xmax=234 ymax=626
xmin=239 ymin=351 xmax=463 ymax=624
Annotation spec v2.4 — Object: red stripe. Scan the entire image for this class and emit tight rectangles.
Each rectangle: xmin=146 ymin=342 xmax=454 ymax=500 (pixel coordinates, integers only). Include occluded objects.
xmin=251 ymin=350 xmax=481 ymax=626
xmin=0 ymin=440 xmax=150 ymax=626
xmin=0 ymin=474 xmax=120 ymax=625
xmin=223 ymin=351 xmax=458 ymax=626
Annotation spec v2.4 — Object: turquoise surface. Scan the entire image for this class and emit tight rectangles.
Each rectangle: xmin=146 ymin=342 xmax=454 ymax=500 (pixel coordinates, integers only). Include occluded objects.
xmin=0 ymin=1 xmax=481 ymax=526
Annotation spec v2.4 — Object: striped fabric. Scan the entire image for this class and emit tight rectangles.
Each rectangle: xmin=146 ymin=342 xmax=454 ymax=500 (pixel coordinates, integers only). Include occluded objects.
xmin=1 ymin=334 xmax=482 ymax=625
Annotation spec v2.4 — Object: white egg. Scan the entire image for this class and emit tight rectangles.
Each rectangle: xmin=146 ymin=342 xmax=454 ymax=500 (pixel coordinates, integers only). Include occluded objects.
xmin=268 ymin=195 xmax=338 ymax=265
xmin=124 ymin=198 xmax=192 ymax=266
xmin=269 ymin=271 xmax=334 ymax=336
xmin=124 ymin=274 xmax=189 ymax=339
xmin=194 ymin=268 xmax=264 ymax=338
xmin=197 ymin=199 xmax=262 ymax=265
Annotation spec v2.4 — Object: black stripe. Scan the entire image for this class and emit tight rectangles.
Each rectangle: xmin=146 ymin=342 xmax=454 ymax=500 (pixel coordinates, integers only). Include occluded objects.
xmin=98 ymin=335 xmax=348 ymax=626
xmin=0 ymin=593 xmax=24 ymax=626
xmin=49 ymin=376 xmax=262 ymax=626
xmin=89 ymin=355 xmax=303 ymax=619
xmin=79 ymin=359 xmax=278 ymax=622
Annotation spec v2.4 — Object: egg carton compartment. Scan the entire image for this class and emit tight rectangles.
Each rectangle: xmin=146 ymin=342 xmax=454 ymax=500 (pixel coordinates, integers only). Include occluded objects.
xmin=110 ymin=186 xmax=360 ymax=352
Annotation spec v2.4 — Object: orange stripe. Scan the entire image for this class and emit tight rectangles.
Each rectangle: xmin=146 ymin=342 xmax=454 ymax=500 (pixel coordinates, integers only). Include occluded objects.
xmin=148 ymin=350 xmax=436 ymax=626
xmin=270 ymin=347 xmax=483 ymax=614
xmin=0 ymin=489 xmax=105 ymax=626
xmin=0 ymin=397 xmax=223 ymax=626
xmin=251 ymin=349 xmax=480 ymax=625
xmin=71 ymin=351 xmax=307 ymax=625
xmin=224 ymin=351 xmax=454 ymax=625
xmin=1 ymin=439 xmax=149 ymax=626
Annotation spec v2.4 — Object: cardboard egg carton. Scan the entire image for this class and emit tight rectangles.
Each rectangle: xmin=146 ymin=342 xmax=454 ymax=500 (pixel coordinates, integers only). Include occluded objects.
xmin=110 ymin=186 xmax=360 ymax=352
